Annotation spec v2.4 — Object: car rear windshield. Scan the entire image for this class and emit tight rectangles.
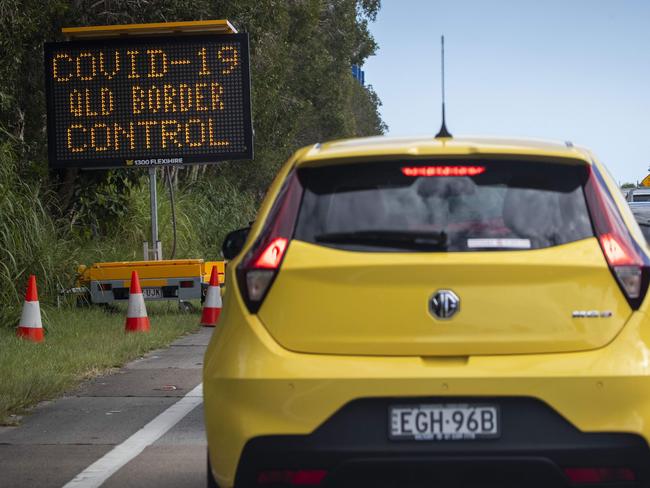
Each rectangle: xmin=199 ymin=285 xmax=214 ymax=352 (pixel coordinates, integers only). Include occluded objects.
xmin=293 ymin=160 xmax=594 ymax=252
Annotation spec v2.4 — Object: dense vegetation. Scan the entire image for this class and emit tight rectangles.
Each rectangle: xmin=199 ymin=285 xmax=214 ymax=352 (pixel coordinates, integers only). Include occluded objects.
xmin=0 ymin=0 xmax=385 ymax=327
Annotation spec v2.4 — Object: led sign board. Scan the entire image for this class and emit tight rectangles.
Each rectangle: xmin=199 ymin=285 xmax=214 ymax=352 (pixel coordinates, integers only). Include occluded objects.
xmin=44 ymin=34 xmax=252 ymax=168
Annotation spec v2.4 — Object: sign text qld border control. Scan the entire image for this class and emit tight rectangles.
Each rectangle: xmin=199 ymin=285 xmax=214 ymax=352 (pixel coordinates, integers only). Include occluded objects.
xmin=44 ymin=34 xmax=252 ymax=169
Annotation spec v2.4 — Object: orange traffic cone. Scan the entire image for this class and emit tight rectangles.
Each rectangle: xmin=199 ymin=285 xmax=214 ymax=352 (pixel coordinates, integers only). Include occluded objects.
xmin=16 ymin=275 xmax=44 ymax=342
xmin=200 ymin=267 xmax=222 ymax=327
xmin=125 ymin=271 xmax=150 ymax=333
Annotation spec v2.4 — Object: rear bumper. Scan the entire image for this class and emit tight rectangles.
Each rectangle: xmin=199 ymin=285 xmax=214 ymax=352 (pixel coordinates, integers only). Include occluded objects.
xmin=236 ymin=397 xmax=650 ymax=487
xmin=203 ymin=303 xmax=650 ymax=488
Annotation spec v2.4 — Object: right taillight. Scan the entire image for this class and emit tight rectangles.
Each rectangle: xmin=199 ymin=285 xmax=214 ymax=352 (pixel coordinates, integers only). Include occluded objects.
xmin=237 ymin=172 xmax=303 ymax=313
xmin=585 ymin=164 xmax=650 ymax=308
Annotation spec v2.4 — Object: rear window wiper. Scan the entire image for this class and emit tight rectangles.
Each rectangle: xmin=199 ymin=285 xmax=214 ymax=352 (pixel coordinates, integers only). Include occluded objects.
xmin=314 ymin=230 xmax=448 ymax=250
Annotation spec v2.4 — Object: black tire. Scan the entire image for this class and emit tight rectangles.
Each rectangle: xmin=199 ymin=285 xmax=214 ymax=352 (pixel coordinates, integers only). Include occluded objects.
xmin=207 ymin=452 xmax=220 ymax=488
xmin=75 ymin=292 xmax=92 ymax=307
xmin=179 ymin=301 xmax=195 ymax=313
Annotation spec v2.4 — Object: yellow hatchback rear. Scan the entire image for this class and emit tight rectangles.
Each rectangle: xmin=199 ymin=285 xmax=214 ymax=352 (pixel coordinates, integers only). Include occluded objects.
xmin=204 ymin=136 xmax=650 ymax=488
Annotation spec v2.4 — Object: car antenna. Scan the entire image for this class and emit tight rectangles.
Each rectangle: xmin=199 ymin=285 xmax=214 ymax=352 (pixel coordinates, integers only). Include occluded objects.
xmin=435 ymin=35 xmax=453 ymax=138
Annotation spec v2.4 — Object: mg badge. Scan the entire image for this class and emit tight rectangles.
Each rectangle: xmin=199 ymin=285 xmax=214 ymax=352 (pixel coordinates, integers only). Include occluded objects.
xmin=430 ymin=289 xmax=460 ymax=319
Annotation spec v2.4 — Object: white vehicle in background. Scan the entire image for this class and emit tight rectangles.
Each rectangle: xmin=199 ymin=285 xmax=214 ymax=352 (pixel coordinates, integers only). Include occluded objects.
xmin=627 ymin=187 xmax=650 ymax=202
xmin=630 ymin=201 xmax=650 ymax=241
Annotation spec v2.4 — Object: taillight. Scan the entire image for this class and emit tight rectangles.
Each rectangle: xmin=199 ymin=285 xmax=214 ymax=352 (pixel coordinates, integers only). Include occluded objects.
xmin=254 ymin=238 xmax=289 ymax=268
xmin=237 ymin=172 xmax=303 ymax=313
xmin=257 ymin=469 xmax=328 ymax=486
xmin=564 ymin=467 xmax=635 ymax=484
xmin=585 ymin=164 xmax=650 ymax=309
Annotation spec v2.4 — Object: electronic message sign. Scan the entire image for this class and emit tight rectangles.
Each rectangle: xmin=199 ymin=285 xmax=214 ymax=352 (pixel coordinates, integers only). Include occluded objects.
xmin=44 ymin=34 xmax=252 ymax=168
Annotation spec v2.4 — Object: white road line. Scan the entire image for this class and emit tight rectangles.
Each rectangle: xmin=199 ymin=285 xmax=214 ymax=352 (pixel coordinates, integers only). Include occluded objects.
xmin=62 ymin=383 xmax=203 ymax=488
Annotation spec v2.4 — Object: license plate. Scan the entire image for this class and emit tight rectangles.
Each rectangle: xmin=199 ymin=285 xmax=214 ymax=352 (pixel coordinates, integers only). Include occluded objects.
xmin=389 ymin=404 xmax=500 ymax=440
xmin=142 ymin=288 xmax=162 ymax=299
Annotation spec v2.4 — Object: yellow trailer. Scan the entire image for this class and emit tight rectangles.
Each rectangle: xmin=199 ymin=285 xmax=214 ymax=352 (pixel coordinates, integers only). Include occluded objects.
xmin=77 ymin=259 xmax=224 ymax=305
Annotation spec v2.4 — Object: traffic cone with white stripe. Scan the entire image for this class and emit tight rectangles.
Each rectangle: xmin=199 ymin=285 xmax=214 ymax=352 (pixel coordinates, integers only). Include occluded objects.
xmin=200 ymin=267 xmax=222 ymax=327
xmin=16 ymin=275 xmax=44 ymax=342
xmin=125 ymin=271 xmax=150 ymax=333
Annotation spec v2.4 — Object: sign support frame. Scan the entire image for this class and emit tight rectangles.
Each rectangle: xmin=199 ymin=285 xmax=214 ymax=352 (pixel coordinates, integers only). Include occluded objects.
xmin=148 ymin=167 xmax=161 ymax=260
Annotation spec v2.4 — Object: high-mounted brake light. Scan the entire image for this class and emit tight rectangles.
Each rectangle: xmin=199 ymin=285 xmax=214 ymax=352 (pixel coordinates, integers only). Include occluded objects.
xmin=237 ymin=172 xmax=303 ymax=313
xmin=401 ymin=165 xmax=486 ymax=177
xmin=585 ymin=165 xmax=650 ymax=308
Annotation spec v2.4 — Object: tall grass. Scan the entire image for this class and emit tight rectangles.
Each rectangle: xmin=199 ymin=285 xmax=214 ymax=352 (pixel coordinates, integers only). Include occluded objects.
xmin=76 ymin=173 xmax=257 ymax=263
xmin=0 ymin=142 xmax=76 ymax=327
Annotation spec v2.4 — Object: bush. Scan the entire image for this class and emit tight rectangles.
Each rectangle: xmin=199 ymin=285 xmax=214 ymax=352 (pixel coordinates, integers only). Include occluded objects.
xmin=74 ymin=168 xmax=257 ymax=264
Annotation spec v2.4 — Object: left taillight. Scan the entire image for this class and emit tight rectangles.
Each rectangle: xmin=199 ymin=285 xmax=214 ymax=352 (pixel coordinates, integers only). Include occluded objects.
xmin=564 ymin=467 xmax=635 ymax=484
xmin=585 ymin=164 xmax=650 ymax=309
xmin=237 ymin=171 xmax=303 ymax=313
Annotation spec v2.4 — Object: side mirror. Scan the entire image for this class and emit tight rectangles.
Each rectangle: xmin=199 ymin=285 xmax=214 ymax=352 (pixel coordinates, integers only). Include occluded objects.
xmin=222 ymin=227 xmax=250 ymax=260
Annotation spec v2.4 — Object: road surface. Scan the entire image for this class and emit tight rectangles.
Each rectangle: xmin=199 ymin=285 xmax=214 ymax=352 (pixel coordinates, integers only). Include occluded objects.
xmin=0 ymin=328 xmax=213 ymax=488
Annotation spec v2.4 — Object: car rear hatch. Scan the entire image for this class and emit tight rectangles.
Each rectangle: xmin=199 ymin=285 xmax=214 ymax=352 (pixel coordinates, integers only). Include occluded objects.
xmin=237 ymin=158 xmax=649 ymax=356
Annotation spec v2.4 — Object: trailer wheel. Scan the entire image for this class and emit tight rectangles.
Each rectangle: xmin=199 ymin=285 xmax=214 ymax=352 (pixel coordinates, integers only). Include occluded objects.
xmin=76 ymin=292 xmax=92 ymax=308
xmin=179 ymin=301 xmax=195 ymax=313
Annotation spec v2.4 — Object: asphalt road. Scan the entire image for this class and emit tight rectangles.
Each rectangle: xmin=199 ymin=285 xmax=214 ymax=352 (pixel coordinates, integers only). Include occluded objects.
xmin=0 ymin=327 xmax=213 ymax=488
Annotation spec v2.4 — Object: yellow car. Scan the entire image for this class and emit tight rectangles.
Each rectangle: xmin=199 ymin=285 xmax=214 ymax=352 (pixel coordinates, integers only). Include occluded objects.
xmin=204 ymin=136 xmax=650 ymax=488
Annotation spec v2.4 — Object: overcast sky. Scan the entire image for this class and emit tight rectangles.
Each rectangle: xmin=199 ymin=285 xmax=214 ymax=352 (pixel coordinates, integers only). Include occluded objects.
xmin=364 ymin=0 xmax=650 ymax=184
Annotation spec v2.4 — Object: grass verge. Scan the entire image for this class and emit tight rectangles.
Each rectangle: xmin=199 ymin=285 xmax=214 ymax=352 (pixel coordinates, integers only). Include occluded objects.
xmin=0 ymin=302 xmax=200 ymax=424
